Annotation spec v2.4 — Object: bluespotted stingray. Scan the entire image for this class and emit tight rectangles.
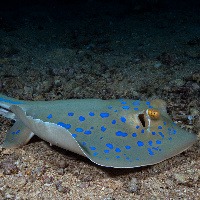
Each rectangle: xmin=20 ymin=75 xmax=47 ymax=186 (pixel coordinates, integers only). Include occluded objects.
xmin=0 ymin=94 xmax=197 ymax=168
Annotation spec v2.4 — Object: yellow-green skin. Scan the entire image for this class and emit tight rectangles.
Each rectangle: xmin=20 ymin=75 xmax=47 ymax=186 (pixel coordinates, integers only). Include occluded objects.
xmin=0 ymin=94 xmax=197 ymax=168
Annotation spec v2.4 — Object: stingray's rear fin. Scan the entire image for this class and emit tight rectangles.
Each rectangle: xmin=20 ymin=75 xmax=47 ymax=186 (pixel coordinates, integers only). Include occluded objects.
xmin=1 ymin=119 xmax=34 ymax=148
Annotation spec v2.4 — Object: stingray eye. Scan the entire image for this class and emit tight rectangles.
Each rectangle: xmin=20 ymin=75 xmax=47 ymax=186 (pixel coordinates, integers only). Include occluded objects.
xmin=148 ymin=109 xmax=160 ymax=120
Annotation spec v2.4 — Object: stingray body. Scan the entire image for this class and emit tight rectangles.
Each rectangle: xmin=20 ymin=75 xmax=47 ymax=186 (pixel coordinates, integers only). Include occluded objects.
xmin=0 ymin=94 xmax=197 ymax=168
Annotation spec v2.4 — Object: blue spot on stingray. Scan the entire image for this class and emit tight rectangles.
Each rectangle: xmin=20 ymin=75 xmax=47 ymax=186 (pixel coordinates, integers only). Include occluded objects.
xmin=152 ymin=132 xmax=158 ymax=136
xmin=137 ymin=141 xmax=144 ymax=147
xmin=119 ymin=99 xmax=123 ymax=101
xmin=115 ymin=131 xmax=122 ymax=136
xmin=93 ymin=152 xmax=98 ymax=156
xmin=122 ymin=106 xmax=130 ymax=109
xmin=12 ymin=132 xmax=15 ymax=135
xmin=168 ymin=128 xmax=171 ymax=134
xmin=136 ymin=159 xmax=139 ymax=161
xmin=112 ymin=120 xmax=116 ymax=124
xmin=152 ymin=147 xmax=159 ymax=151
xmin=134 ymin=108 xmax=139 ymax=110
xmin=126 ymin=157 xmax=130 ymax=160
xmin=106 ymin=144 xmax=113 ymax=149
xmin=146 ymin=102 xmax=150 ymax=105
xmin=72 ymin=134 xmax=77 ymax=138
xmin=16 ymin=130 xmax=20 ymax=134
xmin=116 ymin=156 xmax=120 ymax=158
xmin=79 ymin=116 xmax=85 ymax=121
xmin=141 ymin=129 xmax=144 ymax=133
xmin=156 ymin=140 xmax=161 ymax=144
xmin=148 ymin=148 xmax=154 ymax=155
xmin=108 ymin=107 xmax=112 ymax=109
xmin=68 ymin=113 xmax=74 ymax=116
xmin=132 ymin=133 xmax=137 ymax=137
xmin=159 ymin=132 xmax=164 ymax=138
xmin=136 ymin=125 xmax=139 ymax=129
xmin=114 ymin=110 xmax=117 ymax=112
xmin=89 ymin=112 xmax=94 ymax=116
xmin=149 ymin=106 xmax=153 ymax=108
xmin=164 ymin=122 xmax=166 ymax=125
xmin=158 ymin=126 xmax=162 ymax=129
xmin=173 ymin=130 xmax=177 ymax=134
xmin=101 ymin=126 xmax=106 ymax=132
xmin=153 ymin=147 xmax=161 ymax=151
xmin=90 ymin=147 xmax=96 ymax=150
xmin=133 ymin=103 xmax=140 ymax=105
xmin=100 ymin=113 xmax=109 ymax=118
xmin=83 ymin=142 xmax=86 ymax=145
xmin=104 ymin=150 xmax=109 ymax=153
xmin=125 ymin=146 xmax=131 ymax=149
xmin=169 ymin=137 xmax=172 ymax=140
xmin=121 ymin=102 xmax=126 ymax=104
xmin=116 ymin=131 xmax=128 ymax=137
xmin=84 ymin=131 xmax=91 ymax=134
xmin=75 ymin=128 xmax=84 ymax=132
xmin=90 ymin=127 xmax=94 ymax=129
xmin=121 ymin=117 xmax=126 ymax=123
xmin=149 ymin=141 xmax=153 ymax=146
xmin=173 ymin=122 xmax=176 ymax=125
xmin=100 ymin=137 xmax=103 ymax=139
xmin=66 ymin=124 xmax=71 ymax=129
xmin=57 ymin=122 xmax=66 ymax=127
xmin=115 ymin=148 xmax=121 ymax=152
xmin=47 ymin=114 xmax=52 ymax=119
xmin=106 ymin=158 xmax=109 ymax=159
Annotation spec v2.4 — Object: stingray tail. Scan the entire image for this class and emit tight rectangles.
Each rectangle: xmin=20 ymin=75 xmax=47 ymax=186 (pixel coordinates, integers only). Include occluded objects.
xmin=0 ymin=93 xmax=26 ymax=119
xmin=0 ymin=93 xmax=34 ymax=148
